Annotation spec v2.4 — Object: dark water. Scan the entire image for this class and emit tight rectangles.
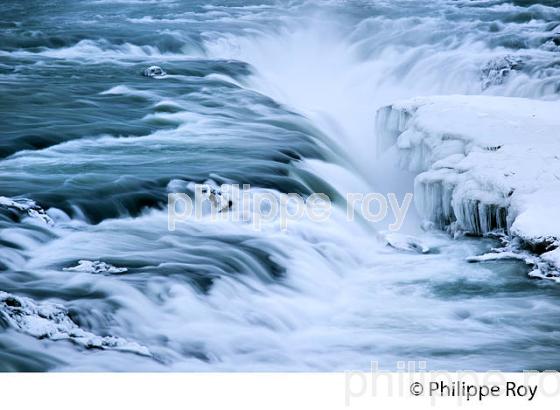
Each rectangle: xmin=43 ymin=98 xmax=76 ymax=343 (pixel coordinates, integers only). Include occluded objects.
xmin=1 ymin=0 xmax=560 ymax=371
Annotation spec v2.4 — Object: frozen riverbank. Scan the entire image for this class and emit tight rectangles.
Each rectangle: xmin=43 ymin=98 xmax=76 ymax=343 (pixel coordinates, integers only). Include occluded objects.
xmin=376 ymin=95 xmax=560 ymax=279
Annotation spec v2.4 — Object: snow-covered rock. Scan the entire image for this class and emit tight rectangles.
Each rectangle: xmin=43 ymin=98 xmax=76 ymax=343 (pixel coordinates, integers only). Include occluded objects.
xmin=466 ymin=236 xmax=560 ymax=282
xmin=380 ymin=232 xmax=431 ymax=254
xmin=480 ymin=55 xmax=523 ymax=90
xmin=199 ymin=183 xmax=234 ymax=213
xmin=0 ymin=291 xmax=149 ymax=355
xmin=376 ymin=95 xmax=560 ymax=276
xmin=143 ymin=65 xmax=166 ymax=78
xmin=0 ymin=196 xmax=54 ymax=225
xmin=63 ymin=260 xmax=128 ymax=274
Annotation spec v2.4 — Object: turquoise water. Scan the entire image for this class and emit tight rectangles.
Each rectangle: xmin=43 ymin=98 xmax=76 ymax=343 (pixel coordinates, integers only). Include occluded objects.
xmin=1 ymin=0 xmax=560 ymax=371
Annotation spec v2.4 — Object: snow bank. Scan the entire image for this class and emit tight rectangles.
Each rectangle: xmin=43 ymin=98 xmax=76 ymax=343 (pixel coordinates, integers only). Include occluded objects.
xmin=376 ymin=95 xmax=560 ymax=274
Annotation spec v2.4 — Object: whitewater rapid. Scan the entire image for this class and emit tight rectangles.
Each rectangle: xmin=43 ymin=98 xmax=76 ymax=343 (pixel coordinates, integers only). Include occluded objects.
xmin=1 ymin=0 xmax=560 ymax=371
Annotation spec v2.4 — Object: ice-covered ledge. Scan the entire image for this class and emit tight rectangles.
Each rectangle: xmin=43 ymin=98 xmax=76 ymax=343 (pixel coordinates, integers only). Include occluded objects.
xmin=376 ymin=95 xmax=560 ymax=276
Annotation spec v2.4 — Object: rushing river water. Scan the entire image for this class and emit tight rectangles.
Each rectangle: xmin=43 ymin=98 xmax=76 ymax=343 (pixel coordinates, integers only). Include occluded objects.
xmin=1 ymin=0 xmax=560 ymax=371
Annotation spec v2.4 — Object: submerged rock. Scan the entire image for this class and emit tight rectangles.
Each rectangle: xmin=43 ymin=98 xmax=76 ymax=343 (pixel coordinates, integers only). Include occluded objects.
xmin=63 ymin=260 xmax=128 ymax=274
xmin=0 ymin=291 xmax=150 ymax=355
xmin=0 ymin=196 xmax=54 ymax=226
xmin=143 ymin=65 xmax=167 ymax=78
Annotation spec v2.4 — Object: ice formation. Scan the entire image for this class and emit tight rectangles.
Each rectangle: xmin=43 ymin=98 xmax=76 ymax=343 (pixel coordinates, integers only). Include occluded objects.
xmin=376 ymin=95 xmax=560 ymax=276
xmin=63 ymin=260 xmax=128 ymax=274
xmin=0 ymin=291 xmax=150 ymax=355
xmin=0 ymin=196 xmax=54 ymax=225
